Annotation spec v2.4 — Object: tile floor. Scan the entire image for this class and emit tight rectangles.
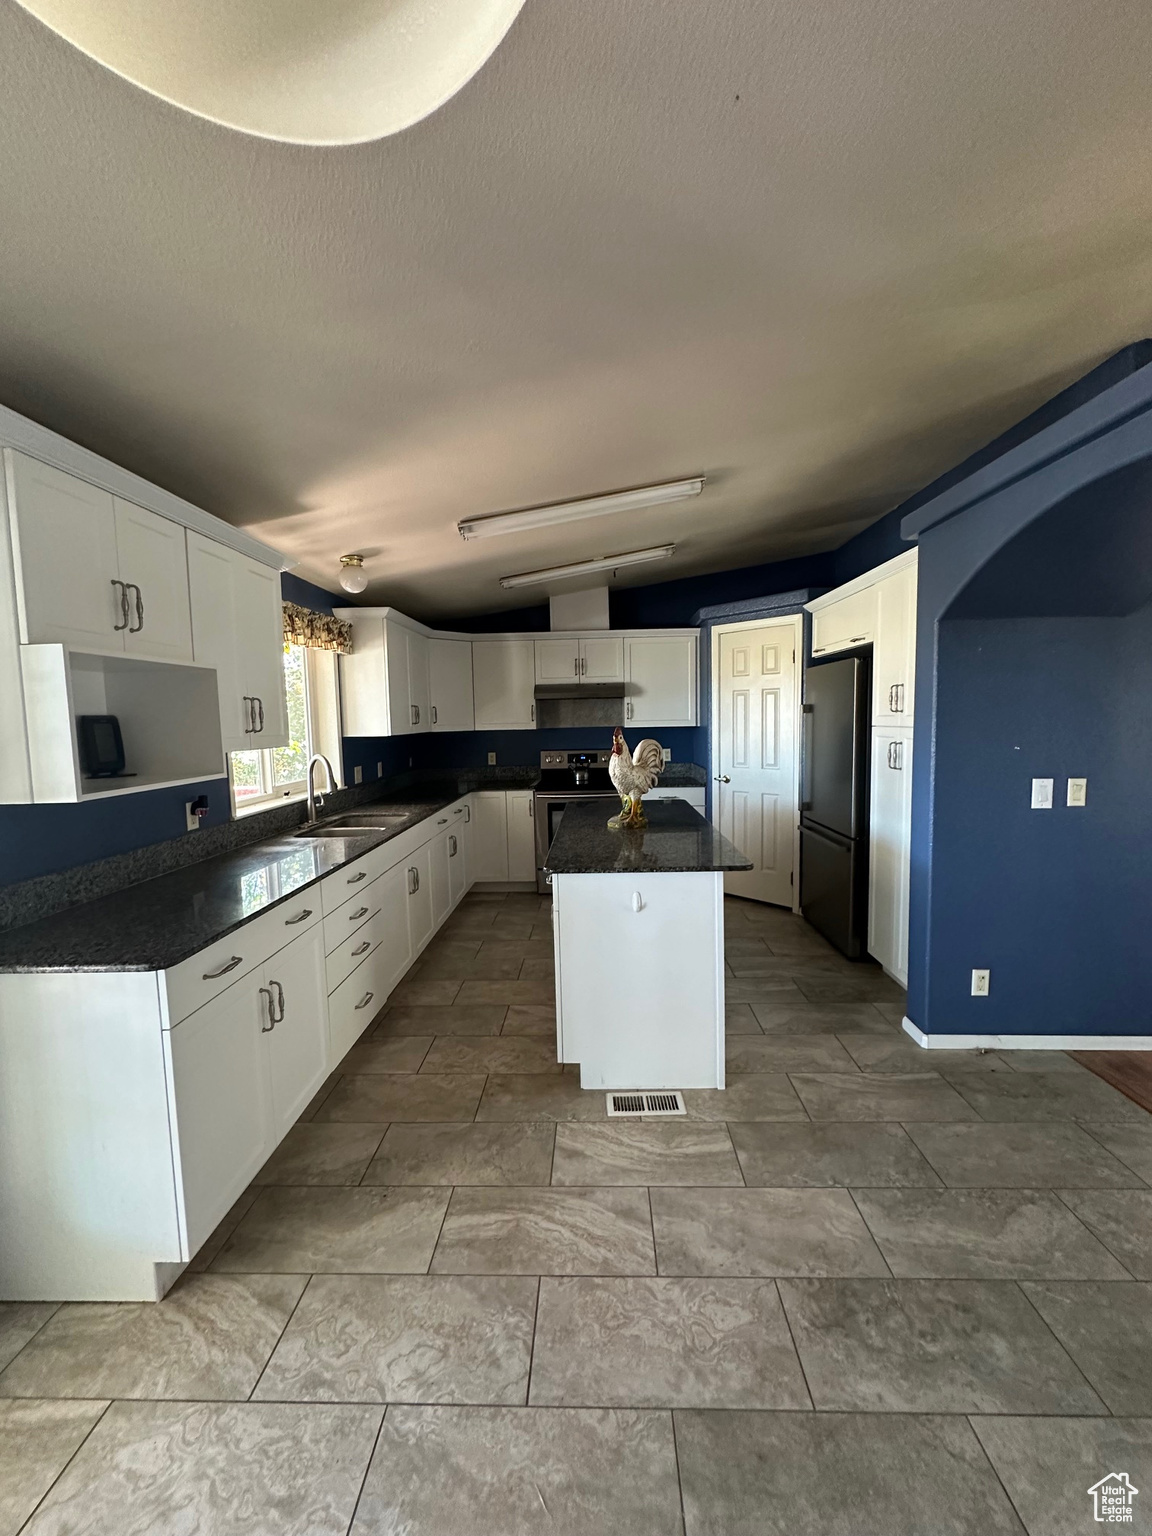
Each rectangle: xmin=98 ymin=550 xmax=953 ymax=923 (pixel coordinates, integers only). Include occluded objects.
xmin=3 ymin=891 xmax=1152 ymax=1534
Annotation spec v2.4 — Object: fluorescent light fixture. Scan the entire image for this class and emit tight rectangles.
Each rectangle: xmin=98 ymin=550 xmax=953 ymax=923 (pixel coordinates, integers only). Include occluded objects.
xmin=499 ymin=545 xmax=676 ymax=589
xmin=458 ymin=477 xmax=704 ymax=540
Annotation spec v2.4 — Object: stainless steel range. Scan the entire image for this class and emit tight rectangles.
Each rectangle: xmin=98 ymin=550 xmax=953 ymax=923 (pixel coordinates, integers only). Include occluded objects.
xmin=533 ymin=748 xmax=619 ymax=893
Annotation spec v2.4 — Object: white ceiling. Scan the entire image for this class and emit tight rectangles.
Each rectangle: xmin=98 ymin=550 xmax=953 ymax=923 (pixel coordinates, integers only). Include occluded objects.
xmin=1 ymin=0 xmax=1151 ymax=620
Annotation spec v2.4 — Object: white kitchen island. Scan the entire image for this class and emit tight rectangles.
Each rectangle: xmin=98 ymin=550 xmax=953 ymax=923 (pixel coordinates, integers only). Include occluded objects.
xmin=545 ymin=799 xmax=752 ymax=1090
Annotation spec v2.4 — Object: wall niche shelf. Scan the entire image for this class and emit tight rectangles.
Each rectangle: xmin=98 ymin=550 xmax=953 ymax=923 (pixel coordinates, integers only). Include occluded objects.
xmin=18 ymin=646 xmax=225 ymax=804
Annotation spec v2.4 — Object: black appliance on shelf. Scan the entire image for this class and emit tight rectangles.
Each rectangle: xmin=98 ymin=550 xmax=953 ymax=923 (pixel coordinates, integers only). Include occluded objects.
xmin=77 ymin=714 xmax=129 ymax=779
xmin=799 ymin=654 xmax=871 ymax=958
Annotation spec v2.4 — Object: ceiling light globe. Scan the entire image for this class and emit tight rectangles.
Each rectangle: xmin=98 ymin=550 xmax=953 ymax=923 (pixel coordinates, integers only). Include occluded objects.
xmin=338 ymin=555 xmax=368 ymax=594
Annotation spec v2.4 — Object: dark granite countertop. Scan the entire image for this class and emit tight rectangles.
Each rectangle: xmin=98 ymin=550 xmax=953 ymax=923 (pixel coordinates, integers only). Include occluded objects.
xmin=543 ymin=799 xmax=752 ymax=875
xmin=652 ymin=764 xmax=707 ymax=788
xmin=0 ymin=773 xmax=538 ymax=975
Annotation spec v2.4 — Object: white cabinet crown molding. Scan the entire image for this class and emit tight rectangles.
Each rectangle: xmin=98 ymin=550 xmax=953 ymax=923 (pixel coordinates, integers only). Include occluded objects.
xmin=0 ymin=404 xmax=286 ymax=572
xmin=333 ymin=605 xmax=699 ymax=643
xmin=804 ymin=547 xmax=918 ymax=612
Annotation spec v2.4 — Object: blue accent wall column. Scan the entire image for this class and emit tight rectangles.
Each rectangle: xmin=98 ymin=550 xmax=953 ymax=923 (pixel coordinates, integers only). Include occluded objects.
xmin=905 ymin=372 xmax=1152 ymax=1040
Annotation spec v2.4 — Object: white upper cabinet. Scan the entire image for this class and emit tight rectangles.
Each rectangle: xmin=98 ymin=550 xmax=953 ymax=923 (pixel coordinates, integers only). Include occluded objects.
xmin=872 ymin=560 xmax=917 ymax=723
xmin=189 ymin=535 xmax=287 ymax=751
xmin=113 ymin=498 xmax=193 ymax=661
xmin=429 ymin=638 xmax=474 ymax=731
xmin=384 ymin=620 xmax=418 ymax=735
xmin=5 ymin=451 xmax=192 ymax=661
xmin=339 ymin=613 xmax=441 ymax=736
xmin=535 ymin=636 xmax=580 ymax=683
xmin=472 ymin=639 xmax=536 ymax=729
xmin=406 ymin=627 xmax=431 ymax=731
xmin=534 ymin=635 xmax=624 ymax=684
xmin=810 ymin=585 xmax=876 ymax=657
xmin=625 ymin=634 xmax=698 ymax=726
xmin=580 ymin=635 xmax=624 ymax=682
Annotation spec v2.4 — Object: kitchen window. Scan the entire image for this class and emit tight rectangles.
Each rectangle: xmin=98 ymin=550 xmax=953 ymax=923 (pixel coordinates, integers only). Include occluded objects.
xmin=230 ymin=644 xmax=341 ymax=814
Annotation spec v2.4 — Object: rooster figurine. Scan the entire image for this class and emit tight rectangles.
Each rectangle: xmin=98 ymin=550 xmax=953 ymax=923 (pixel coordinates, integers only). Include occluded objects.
xmin=607 ymin=727 xmax=664 ymax=828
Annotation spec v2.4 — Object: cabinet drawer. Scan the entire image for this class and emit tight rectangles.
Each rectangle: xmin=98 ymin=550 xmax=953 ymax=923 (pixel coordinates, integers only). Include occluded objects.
xmin=326 ymin=908 xmax=382 ymax=992
xmin=164 ymin=893 xmax=321 ymax=1026
xmin=328 ymin=945 xmax=385 ymax=1063
xmin=647 ymin=788 xmax=706 ymax=808
xmin=323 ymin=891 xmax=380 ymax=956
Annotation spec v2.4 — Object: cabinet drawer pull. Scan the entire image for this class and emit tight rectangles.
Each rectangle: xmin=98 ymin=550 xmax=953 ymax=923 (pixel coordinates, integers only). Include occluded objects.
xmin=352 ymin=940 xmax=371 ymax=957
xmin=355 ymin=991 xmax=375 ymax=1010
xmin=284 ymin=908 xmax=313 ymax=925
xmin=453 ymin=806 xmax=464 ymax=815
xmin=349 ymin=906 xmax=369 ymax=920
xmin=203 ymin=954 xmax=243 ymax=979
xmin=347 ymin=871 xmax=367 ymax=884
xmin=437 ymin=818 xmax=448 ymax=825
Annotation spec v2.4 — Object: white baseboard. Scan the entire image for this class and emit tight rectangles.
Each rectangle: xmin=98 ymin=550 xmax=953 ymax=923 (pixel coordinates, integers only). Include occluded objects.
xmin=902 ymin=1017 xmax=1152 ymax=1052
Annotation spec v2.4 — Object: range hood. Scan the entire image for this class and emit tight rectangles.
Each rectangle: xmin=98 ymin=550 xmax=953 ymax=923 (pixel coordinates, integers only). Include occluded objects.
xmin=533 ymin=683 xmax=624 ymax=701
xmin=533 ymin=681 xmax=625 ymax=729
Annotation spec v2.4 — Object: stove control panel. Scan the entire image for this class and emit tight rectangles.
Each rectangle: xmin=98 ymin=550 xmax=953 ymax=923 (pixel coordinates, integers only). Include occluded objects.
xmin=539 ymin=749 xmax=614 ymax=769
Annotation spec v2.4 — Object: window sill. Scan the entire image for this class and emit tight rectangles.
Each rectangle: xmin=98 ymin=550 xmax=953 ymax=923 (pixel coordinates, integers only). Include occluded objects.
xmin=233 ymin=791 xmax=307 ymax=820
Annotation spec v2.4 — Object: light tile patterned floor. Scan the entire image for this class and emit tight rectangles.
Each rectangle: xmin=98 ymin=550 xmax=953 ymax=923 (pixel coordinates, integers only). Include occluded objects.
xmin=2 ymin=891 xmax=1151 ymax=1535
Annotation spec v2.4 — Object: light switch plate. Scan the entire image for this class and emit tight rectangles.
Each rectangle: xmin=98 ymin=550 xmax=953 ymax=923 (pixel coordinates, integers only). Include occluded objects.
xmin=1067 ymin=777 xmax=1087 ymax=807
xmin=971 ymin=968 xmax=990 ymax=997
xmin=353 ymin=765 xmax=363 ymax=785
xmin=1031 ymin=778 xmax=1054 ymax=809
xmin=377 ymin=761 xmax=383 ymax=776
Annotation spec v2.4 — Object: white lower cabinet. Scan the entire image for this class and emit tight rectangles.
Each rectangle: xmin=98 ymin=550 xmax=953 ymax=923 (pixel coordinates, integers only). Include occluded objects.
xmin=471 ymin=791 xmax=510 ymax=881
xmin=0 ymin=793 xmax=477 ymax=1302
xmin=262 ymin=924 xmax=329 ymax=1139
xmin=430 ymin=828 xmax=452 ymax=929
xmin=406 ymin=842 xmax=435 ymax=953
xmin=471 ymin=789 xmax=537 ymax=883
xmin=507 ymin=790 xmax=536 ymax=881
xmin=868 ymin=726 xmax=913 ymax=986
xmin=167 ymin=970 xmax=274 ymax=1261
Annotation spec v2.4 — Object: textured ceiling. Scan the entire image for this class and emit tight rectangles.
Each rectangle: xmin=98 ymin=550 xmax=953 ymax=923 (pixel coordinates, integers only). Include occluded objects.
xmin=1 ymin=0 xmax=1151 ymax=621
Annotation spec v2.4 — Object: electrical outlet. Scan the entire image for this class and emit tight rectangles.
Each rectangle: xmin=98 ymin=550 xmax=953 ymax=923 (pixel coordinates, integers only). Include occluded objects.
xmin=971 ymin=968 xmax=990 ymax=997
xmin=353 ymin=765 xmax=362 ymax=785
xmin=488 ymin=751 xmax=497 ymax=765
xmin=662 ymin=747 xmax=672 ymax=765
xmin=1067 ymin=777 xmax=1087 ymax=807
xmin=1030 ymin=778 xmax=1054 ymax=809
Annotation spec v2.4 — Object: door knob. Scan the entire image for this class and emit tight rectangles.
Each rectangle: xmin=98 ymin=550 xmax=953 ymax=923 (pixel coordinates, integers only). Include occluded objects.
xmin=716 ymin=774 xmax=731 ymax=784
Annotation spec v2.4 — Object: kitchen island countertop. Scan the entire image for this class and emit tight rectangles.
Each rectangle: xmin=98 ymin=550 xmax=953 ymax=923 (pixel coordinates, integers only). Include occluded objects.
xmin=544 ymin=798 xmax=751 ymax=876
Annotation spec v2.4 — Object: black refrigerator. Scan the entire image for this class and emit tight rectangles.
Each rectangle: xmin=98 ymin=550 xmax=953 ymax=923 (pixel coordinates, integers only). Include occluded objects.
xmin=799 ymin=653 xmax=871 ymax=958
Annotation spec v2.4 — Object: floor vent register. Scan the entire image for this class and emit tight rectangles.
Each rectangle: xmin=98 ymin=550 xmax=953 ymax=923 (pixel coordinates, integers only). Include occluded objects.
xmin=606 ymin=1091 xmax=687 ymax=1117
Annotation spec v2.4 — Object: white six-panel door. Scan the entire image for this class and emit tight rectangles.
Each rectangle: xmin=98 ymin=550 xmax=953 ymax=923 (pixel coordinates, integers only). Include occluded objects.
xmin=714 ymin=619 xmax=799 ymax=907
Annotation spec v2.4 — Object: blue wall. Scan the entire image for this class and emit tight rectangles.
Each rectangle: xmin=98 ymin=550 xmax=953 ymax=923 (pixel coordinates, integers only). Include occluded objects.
xmin=922 ymin=610 xmax=1151 ymax=1035
xmin=905 ymin=351 xmax=1152 ymax=1039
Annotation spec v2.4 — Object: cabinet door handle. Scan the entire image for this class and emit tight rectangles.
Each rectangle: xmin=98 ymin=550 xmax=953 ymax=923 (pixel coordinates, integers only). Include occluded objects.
xmin=203 ymin=954 xmax=243 ymax=979
xmin=574 ymin=656 xmax=580 ymax=677
xmin=581 ymin=655 xmax=587 ymax=675
xmin=896 ymin=683 xmax=905 ymax=712
xmin=528 ymin=799 xmax=534 ymax=818
xmin=530 ymin=703 xmax=535 ymax=722
xmin=259 ymin=986 xmax=276 ymax=1031
xmin=271 ymin=979 xmax=286 ymax=1021
xmin=449 ymin=835 xmax=457 ymax=856
xmin=347 ymin=871 xmax=367 ymax=883
xmin=632 ymin=891 xmax=644 ymax=912
xmin=241 ymin=695 xmax=253 ymax=732
xmin=431 ymin=704 xmax=438 ymax=725
xmin=352 ymin=940 xmax=371 ymax=956
xmin=284 ymin=908 xmax=312 ymax=925
xmin=355 ymin=992 xmax=375 ymax=1011
xmin=413 ymin=868 xmax=420 ymax=891
xmin=127 ymin=583 xmax=144 ymax=633
xmin=111 ymin=579 xmax=130 ymax=631
xmin=626 ymin=700 xmax=634 ymax=720
xmin=464 ymin=806 xmax=471 ymax=822
xmin=255 ymin=697 xmax=265 ymax=732
xmin=349 ymin=906 xmax=369 ymax=920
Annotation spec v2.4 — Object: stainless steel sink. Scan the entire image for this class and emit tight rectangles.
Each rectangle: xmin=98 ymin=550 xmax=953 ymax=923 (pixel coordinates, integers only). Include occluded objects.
xmin=296 ymin=811 xmax=410 ymax=838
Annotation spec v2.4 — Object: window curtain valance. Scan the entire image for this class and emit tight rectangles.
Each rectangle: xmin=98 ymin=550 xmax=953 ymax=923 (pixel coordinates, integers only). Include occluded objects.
xmin=282 ymin=602 xmax=353 ymax=654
